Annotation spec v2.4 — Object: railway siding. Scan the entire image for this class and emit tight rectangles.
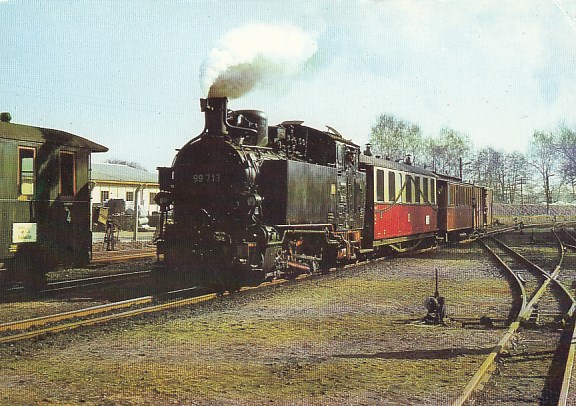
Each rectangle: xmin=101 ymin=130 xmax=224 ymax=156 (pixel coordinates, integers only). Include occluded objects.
xmin=456 ymin=228 xmax=576 ymax=405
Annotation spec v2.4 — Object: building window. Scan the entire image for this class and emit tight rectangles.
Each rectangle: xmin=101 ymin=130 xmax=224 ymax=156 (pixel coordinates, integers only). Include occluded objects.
xmin=18 ymin=147 xmax=35 ymax=195
xmin=376 ymin=169 xmax=384 ymax=202
xmin=126 ymin=191 xmax=134 ymax=202
xmin=150 ymin=192 xmax=157 ymax=204
xmin=101 ymin=190 xmax=109 ymax=202
xmin=60 ymin=152 xmax=75 ymax=196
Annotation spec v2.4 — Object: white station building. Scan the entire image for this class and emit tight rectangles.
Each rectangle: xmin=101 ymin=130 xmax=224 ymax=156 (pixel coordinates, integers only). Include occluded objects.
xmin=90 ymin=163 xmax=160 ymax=216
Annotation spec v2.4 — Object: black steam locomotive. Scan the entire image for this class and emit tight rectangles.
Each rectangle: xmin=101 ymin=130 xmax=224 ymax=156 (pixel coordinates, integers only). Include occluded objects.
xmin=155 ymin=97 xmax=366 ymax=291
xmin=155 ymin=97 xmax=492 ymax=292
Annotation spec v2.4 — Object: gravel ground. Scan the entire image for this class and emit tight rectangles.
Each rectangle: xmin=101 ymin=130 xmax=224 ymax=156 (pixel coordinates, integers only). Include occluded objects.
xmin=0 ymin=242 xmax=511 ymax=405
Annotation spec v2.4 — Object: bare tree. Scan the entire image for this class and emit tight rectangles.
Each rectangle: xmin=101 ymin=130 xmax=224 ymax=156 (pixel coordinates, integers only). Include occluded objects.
xmin=505 ymin=152 xmax=530 ymax=204
xmin=556 ymin=124 xmax=576 ymax=199
xmin=423 ymin=128 xmax=473 ymax=177
xmin=368 ymin=114 xmax=423 ymax=163
xmin=529 ymin=131 xmax=557 ymax=214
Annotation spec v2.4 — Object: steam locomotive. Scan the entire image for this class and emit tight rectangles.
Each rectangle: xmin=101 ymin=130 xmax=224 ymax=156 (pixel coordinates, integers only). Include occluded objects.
xmin=154 ymin=97 xmax=492 ymax=291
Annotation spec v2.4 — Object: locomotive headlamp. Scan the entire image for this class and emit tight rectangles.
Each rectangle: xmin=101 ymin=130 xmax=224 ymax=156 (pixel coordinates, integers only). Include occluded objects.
xmin=154 ymin=191 xmax=174 ymax=208
xmin=246 ymin=193 xmax=262 ymax=208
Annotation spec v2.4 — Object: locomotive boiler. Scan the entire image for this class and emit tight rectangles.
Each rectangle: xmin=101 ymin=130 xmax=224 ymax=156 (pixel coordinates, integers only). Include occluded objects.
xmin=155 ymin=98 xmax=366 ymax=291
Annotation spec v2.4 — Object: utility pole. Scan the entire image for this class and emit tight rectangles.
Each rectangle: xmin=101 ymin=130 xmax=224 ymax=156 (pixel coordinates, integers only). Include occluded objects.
xmin=133 ymin=184 xmax=142 ymax=242
xmin=545 ymin=173 xmax=554 ymax=215
xmin=519 ymin=177 xmax=526 ymax=216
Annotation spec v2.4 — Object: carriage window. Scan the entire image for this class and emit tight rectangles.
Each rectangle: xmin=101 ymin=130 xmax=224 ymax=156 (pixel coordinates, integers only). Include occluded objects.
xmin=376 ymin=169 xmax=384 ymax=202
xmin=415 ymin=177 xmax=421 ymax=203
xmin=405 ymin=176 xmax=413 ymax=203
xmin=60 ymin=152 xmax=75 ymax=196
xmin=388 ymin=171 xmax=396 ymax=202
xmin=423 ymin=178 xmax=429 ymax=203
xmin=19 ymin=148 xmax=35 ymax=195
xmin=430 ymin=179 xmax=436 ymax=204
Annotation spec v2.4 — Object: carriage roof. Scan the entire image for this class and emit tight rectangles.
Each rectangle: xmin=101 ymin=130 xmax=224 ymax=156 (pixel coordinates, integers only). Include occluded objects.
xmin=0 ymin=120 xmax=108 ymax=152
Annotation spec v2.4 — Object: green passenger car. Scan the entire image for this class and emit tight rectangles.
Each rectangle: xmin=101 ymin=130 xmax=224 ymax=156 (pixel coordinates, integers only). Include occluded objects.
xmin=0 ymin=112 xmax=107 ymax=291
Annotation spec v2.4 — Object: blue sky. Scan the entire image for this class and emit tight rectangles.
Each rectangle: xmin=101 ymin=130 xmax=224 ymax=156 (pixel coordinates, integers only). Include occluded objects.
xmin=1 ymin=0 xmax=575 ymax=172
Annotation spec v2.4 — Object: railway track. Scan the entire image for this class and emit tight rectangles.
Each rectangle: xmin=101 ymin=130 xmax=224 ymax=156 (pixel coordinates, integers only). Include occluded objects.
xmin=91 ymin=247 xmax=156 ymax=264
xmin=2 ymin=248 xmax=156 ymax=301
xmin=0 ymin=288 xmax=204 ymax=344
xmin=1 ymin=244 xmax=411 ymax=345
xmin=0 ymin=272 xmax=303 ymax=345
xmin=0 ymin=226 xmax=554 ymax=340
xmin=46 ymin=270 xmax=151 ymax=292
xmin=2 ymin=270 xmax=153 ymax=303
xmin=454 ymin=229 xmax=576 ymax=405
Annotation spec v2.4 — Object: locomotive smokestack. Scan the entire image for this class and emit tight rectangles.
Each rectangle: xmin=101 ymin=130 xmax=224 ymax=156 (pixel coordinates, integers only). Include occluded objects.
xmin=201 ymin=97 xmax=228 ymax=136
xmin=363 ymin=143 xmax=373 ymax=157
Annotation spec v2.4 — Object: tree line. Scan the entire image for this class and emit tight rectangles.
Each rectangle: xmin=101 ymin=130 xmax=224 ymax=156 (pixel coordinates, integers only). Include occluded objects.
xmin=368 ymin=114 xmax=576 ymax=211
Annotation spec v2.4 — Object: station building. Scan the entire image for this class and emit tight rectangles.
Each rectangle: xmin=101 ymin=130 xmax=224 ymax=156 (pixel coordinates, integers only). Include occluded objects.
xmin=90 ymin=163 xmax=159 ymax=216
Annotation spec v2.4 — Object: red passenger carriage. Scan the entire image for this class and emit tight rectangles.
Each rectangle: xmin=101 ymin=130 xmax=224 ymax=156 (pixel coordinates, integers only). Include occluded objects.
xmin=360 ymin=155 xmax=438 ymax=253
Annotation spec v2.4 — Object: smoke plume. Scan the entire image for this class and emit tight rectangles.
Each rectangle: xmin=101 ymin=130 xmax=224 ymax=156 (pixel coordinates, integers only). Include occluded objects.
xmin=200 ymin=24 xmax=317 ymax=99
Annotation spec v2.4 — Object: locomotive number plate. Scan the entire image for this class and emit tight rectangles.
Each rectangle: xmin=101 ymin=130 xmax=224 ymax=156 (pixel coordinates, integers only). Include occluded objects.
xmin=192 ymin=173 xmax=221 ymax=183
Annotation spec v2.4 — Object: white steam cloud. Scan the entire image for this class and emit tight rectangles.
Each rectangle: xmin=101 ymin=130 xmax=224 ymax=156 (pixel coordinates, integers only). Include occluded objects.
xmin=200 ymin=24 xmax=318 ymax=99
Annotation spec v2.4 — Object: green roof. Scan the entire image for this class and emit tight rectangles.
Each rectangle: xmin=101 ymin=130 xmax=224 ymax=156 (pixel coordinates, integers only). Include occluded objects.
xmin=0 ymin=120 xmax=108 ymax=153
xmin=91 ymin=163 xmax=157 ymax=184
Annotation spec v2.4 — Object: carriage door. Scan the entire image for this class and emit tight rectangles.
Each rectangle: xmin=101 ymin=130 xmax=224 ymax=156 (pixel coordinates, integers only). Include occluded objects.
xmin=59 ymin=151 xmax=77 ymax=261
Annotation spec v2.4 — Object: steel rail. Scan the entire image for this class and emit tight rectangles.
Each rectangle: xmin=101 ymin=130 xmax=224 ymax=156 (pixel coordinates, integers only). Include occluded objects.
xmin=91 ymin=248 xmax=156 ymax=264
xmin=553 ymin=229 xmax=576 ymax=406
xmin=1 ymin=270 xmax=152 ymax=300
xmin=558 ymin=319 xmax=576 ymax=406
xmin=481 ymin=238 xmax=528 ymax=312
xmin=0 ymin=276 xmax=294 ymax=345
xmin=453 ymin=233 xmax=574 ymax=406
xmin=0 ymin=296 xmax=154 ymax=334
xmin=491 ymin=236 xmax=576 ymax=319
xmin=45 ymin=270 xmax=151 ymax=291
xmin=0 ymin=293 xmax=218 ymax=344
xmin=452 ymin=238 xmax=529 ymax=406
